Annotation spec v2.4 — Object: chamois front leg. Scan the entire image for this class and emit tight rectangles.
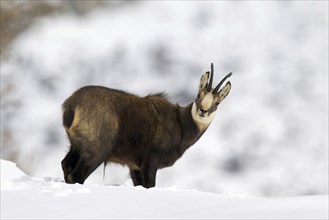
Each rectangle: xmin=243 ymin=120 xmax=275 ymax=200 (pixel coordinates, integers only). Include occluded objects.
xmin=130 ymin=169 xmax=142 ymax=186
xmin=141 ymin=154 xmax=158 ymax=188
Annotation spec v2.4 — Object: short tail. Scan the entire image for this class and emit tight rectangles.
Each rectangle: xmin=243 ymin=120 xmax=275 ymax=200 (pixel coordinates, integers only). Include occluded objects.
xmin=63 ymin=106 xmax=75 ymax=129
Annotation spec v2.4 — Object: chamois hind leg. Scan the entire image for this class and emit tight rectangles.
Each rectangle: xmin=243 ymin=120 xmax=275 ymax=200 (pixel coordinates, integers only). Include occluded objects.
xmin=61 ymin=147 xmax=79 ymax=183
xmin=66 ymin=146 xmax=106 ymax=184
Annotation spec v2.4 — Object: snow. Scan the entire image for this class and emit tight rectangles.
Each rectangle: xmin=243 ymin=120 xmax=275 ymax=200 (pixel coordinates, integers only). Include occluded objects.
xmin=1 ymin=159 xmax=328 ymax=219
xmin=1 ymin=1 xmax=328 ymax=197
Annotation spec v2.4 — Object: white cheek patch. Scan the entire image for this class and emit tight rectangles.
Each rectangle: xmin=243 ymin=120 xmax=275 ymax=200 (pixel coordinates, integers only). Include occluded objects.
xmin=191 ymin=102 xmax=217 ymax=131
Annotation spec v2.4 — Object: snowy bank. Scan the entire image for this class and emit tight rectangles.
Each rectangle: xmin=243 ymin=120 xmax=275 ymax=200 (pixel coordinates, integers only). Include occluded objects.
xmin=1 ymin=159 xmax=328 ymax=219
xmin=2 ymin=1 xmax=328 ymax=197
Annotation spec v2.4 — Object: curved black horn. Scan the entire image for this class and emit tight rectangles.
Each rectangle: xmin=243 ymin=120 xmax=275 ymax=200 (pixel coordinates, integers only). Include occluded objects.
xmin=213 ymin=72 xmax=233 ymax=93
xmin=207 ymin=63 xmax=214 ymax=91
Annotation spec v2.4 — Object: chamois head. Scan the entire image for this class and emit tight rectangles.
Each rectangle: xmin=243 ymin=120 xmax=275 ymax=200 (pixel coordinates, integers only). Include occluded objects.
xmin=192 ymin=63 xmax=232 ymax=130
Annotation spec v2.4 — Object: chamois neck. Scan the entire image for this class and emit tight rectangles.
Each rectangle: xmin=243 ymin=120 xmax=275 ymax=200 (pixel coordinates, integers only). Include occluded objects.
xmin=177 ymin=103 xmax=206 ymax=153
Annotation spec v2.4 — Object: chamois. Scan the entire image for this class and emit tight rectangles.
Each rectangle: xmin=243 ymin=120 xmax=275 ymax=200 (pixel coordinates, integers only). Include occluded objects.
xmin=61 ymin=63 xmax=232 ymax=188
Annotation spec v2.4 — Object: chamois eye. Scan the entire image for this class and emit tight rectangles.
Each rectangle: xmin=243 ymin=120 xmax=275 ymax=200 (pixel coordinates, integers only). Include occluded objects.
xmin=215 ymin=101 xmax=219 ymax=105
xmin=197 ymin=93 xmax=201 ymax=99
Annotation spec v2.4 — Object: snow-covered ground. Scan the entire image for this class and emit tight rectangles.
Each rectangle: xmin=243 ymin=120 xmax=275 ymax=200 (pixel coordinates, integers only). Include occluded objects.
xmin=1 ymin=1 xmax=328 ymax=197
xmin=1 ymin=159 xmax=327 ymax=219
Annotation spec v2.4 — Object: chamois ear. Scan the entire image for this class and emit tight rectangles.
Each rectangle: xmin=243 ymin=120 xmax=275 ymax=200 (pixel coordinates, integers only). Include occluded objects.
xmin=218 ymin=81 xmax=231 ymax=102
xmin=199 ymin=71 xmax=209 ymax=91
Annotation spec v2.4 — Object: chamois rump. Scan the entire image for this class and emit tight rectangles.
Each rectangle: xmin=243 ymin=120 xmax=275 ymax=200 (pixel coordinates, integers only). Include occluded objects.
xmin=61 ymin=63 xmax=232 ymax=188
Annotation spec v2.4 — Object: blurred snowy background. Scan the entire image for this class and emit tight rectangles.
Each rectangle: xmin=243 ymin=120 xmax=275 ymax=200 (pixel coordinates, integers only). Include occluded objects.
xmin=1 ymin=1 xmax=328 ymax=197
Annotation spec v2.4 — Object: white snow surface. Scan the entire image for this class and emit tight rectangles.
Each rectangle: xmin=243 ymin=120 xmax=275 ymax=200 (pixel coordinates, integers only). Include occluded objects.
xmin=1 ymin=1 xmax=328 ymax=197
xmin=1 ymin=159 xmax=328 ymax=219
